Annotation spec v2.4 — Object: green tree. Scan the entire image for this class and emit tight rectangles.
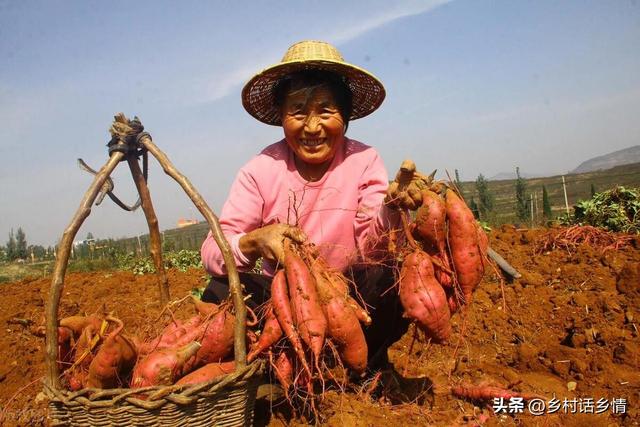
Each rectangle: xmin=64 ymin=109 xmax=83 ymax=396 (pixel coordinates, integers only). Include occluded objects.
xmin=590 ymin=183 xmax=596 ymax=198
xmin=469 ymin=196 xmax=480 ymax=220
xmin=28 ymin=245 xmax=46 ymax=261
xmin=515 ymin=167 xmax=529 ymax=222
xmin=16 ymin=227 xmax=27 ymax=259
xmin=542 ymin=185 xmax=552 ymax=219
xmin=475 ymin=174 xmax=494 ymax=220
xmin=6 ymin=229 xmax=16 ymax=261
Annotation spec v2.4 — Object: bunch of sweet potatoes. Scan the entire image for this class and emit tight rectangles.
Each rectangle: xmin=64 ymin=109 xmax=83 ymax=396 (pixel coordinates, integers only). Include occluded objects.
xmin=396 ymin=175 xmax=489 ymax=343
xmin=51 ymin=296 xmax=238 ymax=392
xmin=246 ymin=242 xmax=371 ymax=400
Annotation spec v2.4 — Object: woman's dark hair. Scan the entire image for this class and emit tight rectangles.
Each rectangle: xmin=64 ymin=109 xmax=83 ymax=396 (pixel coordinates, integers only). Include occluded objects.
xmin=274 ymin=70 xmax=353 ymax=132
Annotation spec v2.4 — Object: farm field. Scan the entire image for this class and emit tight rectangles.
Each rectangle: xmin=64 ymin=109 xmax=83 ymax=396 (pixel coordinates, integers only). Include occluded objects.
xmin=457 ymin=162 xmax=640 ymax=225
xmin=0 ymin=226 xmax=638 ymax=426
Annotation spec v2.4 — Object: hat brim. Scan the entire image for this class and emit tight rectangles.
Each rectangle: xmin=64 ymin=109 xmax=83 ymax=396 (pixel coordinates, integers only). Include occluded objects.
xmin=242 ymin=59 xmax=386 ymax=126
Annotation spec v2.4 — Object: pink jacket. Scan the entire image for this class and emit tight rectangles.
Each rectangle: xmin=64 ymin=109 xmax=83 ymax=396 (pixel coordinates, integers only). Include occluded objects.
xmin=201 ymin=138 xmax=399 ymax=277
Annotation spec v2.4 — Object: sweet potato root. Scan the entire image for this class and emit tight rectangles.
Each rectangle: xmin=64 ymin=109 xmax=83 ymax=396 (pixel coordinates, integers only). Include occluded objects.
xmin=85 ymin=318 xmax=137 ymax=389
xmin=284 ymin=243 xmax=326 ymax=368
xmin=138 ymin=315 xmax=202 ymax=355
xmin=66 ymin=324 xmax=98 ymax=390
xmin=60 ymin=314 xmax=103 ymax=339
xmin=399 ymin=249 xmax=451 ymax=342
xmin=451 ymin=383 xmax=544 ymax=402
xmin=247 ymin=304 xmax=283 ymax=362
xmin=183 ymin=306 xmax=235 ymax=372
xmin=175 ymin=361 xmax=235 ymax=386
xmin=446 ymin=189 xmax=485 ymax=302
xmin=271 ymin=349 xmax=294 ymax=396
xmin=312 ymin=266 xmax=368 ymax=373
xmin=57 ymin=326 xmax=74 ymax=372
xmin=414 ymin=189 xmax=447 ymax=253
xmin=131 ymin=341 xmax=201 ymax=388
xmin=271 ymin=269 xmax=311 ymax=377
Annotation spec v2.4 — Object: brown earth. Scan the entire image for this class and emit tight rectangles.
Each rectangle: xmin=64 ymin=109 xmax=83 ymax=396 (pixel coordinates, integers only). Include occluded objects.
xmin=0 ymin=226 xmax=638 ymax=426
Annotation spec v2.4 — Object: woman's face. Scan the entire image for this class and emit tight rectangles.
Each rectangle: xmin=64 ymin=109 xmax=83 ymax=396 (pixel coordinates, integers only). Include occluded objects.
xmin=281 ymin=84 xmax=345 ymax=167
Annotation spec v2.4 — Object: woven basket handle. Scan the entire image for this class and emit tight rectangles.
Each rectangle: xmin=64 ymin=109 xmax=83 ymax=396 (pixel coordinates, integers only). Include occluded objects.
xmin=44 ymin=123 xmax=247 ymax=390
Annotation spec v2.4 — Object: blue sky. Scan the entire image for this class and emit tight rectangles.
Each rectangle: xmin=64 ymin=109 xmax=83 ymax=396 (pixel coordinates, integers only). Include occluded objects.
xmin=1 ymin=0 xmax=639 ymax=246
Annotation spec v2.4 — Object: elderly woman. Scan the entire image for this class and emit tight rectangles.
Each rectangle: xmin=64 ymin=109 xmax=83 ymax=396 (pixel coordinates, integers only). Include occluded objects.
xmin=201 ymin=40 xmax=411 ymax=370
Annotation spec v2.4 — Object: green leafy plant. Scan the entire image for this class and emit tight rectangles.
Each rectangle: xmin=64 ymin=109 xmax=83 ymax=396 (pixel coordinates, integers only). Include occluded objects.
xmin=571 ymin=186 xmax=640 ymax=233
xmin=119 ymin=250 xmax=204 ymax=275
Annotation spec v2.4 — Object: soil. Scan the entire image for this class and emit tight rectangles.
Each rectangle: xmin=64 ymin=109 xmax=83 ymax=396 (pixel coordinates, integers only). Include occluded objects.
xmin=0 ymin=226 xmax=638 ymax=426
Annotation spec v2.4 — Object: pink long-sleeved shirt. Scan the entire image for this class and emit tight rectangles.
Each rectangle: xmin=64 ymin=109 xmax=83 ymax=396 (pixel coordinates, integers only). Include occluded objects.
xmin=201 ymin=138 xmax=399 ymax=277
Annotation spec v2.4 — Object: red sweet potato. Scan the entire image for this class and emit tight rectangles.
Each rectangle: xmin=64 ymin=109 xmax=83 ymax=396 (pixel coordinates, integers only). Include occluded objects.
xmin=270 ymin=269 xmax=311 ymax=377
xmin=446 ymin=189 xmax=485 ymax=302
xmin=284 ymin=244 xmax=326 ymax=367
xmin=346 ymin=296 xmax=372 ymax=326
xmin=247 ymin=305 xmax=283 ymax=362
xmin=85 ymin=318 xmax=137 ymax=389
xmin=57 ymin=326 xmax=74 ymax=372
xmin=60 ymin=314 xmax=103 ymax=339
xmin=414 ymin=189 xmax=447 ymax=253
xmin=182 ymin=307 xmax=235 ymax=372
xmin=311 ymin=266 xmax=368 ymax=374
xmin=310 ymin=256 xmax=371 ymax=325
xmin=399 ymin=249 xmax=451 ymax=342
xmin=175 ymin=361 xmax=235 ymax=386
xmin=191 ymin=296 xmax=221 ymax=317
xmin=66 ymin=324 xmax=97 ymax=390
xmin=130 ymin=341 xmax=201 ymax=388
xmin=271 ymin=349 xmax=293 ymax=395
xmin=138 ymin=315 xmax=202 ymax=355
xmin=414 ymin=189 xmax=453 ymax=287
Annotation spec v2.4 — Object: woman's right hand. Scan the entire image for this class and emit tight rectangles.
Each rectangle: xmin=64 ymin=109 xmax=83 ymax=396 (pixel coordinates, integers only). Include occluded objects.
xmin=238 ymin=224 xmax=307 ymax=265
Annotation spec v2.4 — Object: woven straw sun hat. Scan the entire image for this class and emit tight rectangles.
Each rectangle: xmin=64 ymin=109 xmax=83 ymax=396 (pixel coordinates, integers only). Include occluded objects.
xmin=242 ymin=40 xmax=386 ymax=126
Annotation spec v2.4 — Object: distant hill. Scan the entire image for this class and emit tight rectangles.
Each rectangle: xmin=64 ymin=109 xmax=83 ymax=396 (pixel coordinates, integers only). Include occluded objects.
xmin=571 ymin=145 xmax=640 ymax=173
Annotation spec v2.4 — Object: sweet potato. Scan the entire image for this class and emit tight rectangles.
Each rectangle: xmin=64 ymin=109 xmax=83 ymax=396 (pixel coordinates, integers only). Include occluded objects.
xmin=57 ymin=326 xmax=74 ymax=372
xmin=399 ymin=249 xmax=451 ymax=342
xmin=247 ymin=305 xmax=283 ymax=362
xmin=182 ymin=307 xmax=235 ymax=372
xmin=414 ymin=189 xmax=447 ymax=253
xmin=138 ymin=315 xmax=202 ymax=355
xmin=130 ymin=341 xmax=201 ymax=388
xmin=312 ymin=266 xmax=368 ymax=373
xmin=60 ymin=314 xmax=103 ymax=339
xmin=175 ymin=361 xmax=235 ymax=386
xmin=346 ymin=296 xmax=372 ymax=326
xmin=191 ymin=296 xmax=221 ymax=317
xmin=446 ymin=189 xmax=485 ymax=301
xmin=271 ymin=349 xmax=293 ymax=396
xmin=85 ymin=318 xmax=137 ymax=389
xmin=66 ymin=324 xmax=97 ymax=390
xmin=451 ymin=383 xmax=544 ymax=402
xmin=310 ymin=256 xmax=371 ymax=325
xmin=270 ymin=269 xmax=311 ymax=377
xmin=284 ymin=244 xmax=326 ymax=367
xmin=414 ymin=189 xmax=453 ymax=287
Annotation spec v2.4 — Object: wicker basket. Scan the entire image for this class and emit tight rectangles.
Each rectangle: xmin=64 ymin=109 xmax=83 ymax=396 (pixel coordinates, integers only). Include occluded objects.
xmin=44 ymin=362 xmax=263 ymax=426
xmin=43 ymin=116 xmax=264 ymax=426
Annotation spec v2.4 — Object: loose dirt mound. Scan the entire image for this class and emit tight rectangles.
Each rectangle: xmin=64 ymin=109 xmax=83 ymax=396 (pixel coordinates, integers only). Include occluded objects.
xmin=0 ymin=227 xmax=638 ymax=426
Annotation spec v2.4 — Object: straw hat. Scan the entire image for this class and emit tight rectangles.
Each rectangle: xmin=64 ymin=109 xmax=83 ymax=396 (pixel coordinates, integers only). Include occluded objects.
xmin=242 ymin=40 xmax=386 ymax=126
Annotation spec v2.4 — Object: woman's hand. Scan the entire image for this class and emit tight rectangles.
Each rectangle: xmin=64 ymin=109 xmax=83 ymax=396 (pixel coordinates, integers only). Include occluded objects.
xmin=239 ymin=224 xmax=307 ymax=265
xmin=385 ymin=159 xmax=434 ymax=210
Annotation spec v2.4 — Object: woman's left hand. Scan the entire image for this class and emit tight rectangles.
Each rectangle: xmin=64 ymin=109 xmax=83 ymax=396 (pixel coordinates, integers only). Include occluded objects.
xmin=385 ymin=159 xmax=432 ymax=210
